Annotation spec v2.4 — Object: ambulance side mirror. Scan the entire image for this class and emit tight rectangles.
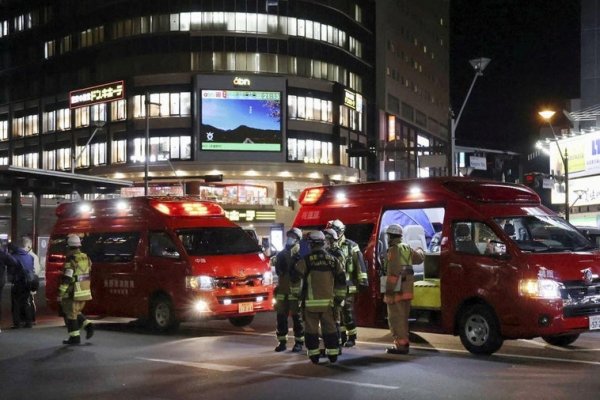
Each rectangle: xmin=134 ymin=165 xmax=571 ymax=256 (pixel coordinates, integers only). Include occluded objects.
xmin=487 ymin=240 xmax=509 ymax=259
xmin=162 ymin=247 xmax=181 ymax=259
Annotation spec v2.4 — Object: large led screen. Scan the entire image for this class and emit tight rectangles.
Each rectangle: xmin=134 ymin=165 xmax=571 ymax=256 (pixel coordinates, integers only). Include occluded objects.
xmin=200 ymin=90 xmax=282 ymax=151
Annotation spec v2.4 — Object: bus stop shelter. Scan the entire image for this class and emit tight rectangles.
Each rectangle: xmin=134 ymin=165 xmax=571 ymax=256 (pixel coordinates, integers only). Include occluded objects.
xmin=0 ymin=165 xmax=132 ymax=245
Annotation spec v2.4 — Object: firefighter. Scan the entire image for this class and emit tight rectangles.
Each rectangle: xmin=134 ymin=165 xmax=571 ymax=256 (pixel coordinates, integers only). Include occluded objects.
xmin=58 ymin=234 xmax=94 ymax=345
xmin=326 ymin=219 xmax=368 ymax=347
xmin=323 ymin=228 xmax=346 ymax=352
xmin=273 ymin=227 xmax=305 ymax=353
xmin=383 ymin=224 xmax=424 ymax=354
xmin=294 ymin=231 xmax=346 ymax=364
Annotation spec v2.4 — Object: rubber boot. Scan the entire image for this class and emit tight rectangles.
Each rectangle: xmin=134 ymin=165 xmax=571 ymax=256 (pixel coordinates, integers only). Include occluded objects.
xmin=344 ymin=334 xmax=356 ymax=348
xmin=63 ymin=320 xmax=81 ymax=345
xmin=84 ymin=322 xmax=94 ymax=340
xmin=340 ymin=331 xmax=348 ymax=347
xmin=386 ymin=340 xmax=409 ymax=354
xmin=310 ymin=355 xmax=320 ymax=364
xmin=274 ymin=342 xmax=287 ymax=352
xmin=79 ymin=314 xmax=94 ymax=340
xmin=291 ymin=342 xmax=303 ymax=353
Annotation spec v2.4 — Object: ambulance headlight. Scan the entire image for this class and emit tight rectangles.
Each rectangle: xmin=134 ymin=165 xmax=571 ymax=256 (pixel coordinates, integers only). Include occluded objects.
xmin=262 ymin=271 xmax=273 ymax=285
xmin=186 ymin=275 xmax=215 ymax=291
xmin=519 ymin=279 xmax=564 ymax=300
xmin=194 ymin=300 xmax=209 ymax=312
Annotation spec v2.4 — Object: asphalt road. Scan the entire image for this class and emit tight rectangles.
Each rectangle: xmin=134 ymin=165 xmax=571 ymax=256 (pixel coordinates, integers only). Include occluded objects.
xmin=1 ymin=283 xmax=599 ymax=400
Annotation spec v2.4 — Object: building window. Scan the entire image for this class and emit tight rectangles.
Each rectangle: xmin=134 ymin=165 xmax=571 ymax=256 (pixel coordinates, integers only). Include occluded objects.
xmin=57 ymin=108 xmax=71 ymax=131
xmin=132 ymin=93 xmax=191 ymax=118
xmin=90 ymin=103 xmax=107 ymax=123
xmin=112 ymin=139 xmax=126 ymax=164
xmin=131 ymin=136 xmax=192 ymax=162
xmin=0 ymin=120 xmax=8 ymax=141
xmin=0 ymin=20 xmax=8 ymax=37
xmin=74 ymin=107 xmax=90 ymax=128
xmin=111 ymin=99 xmax=127 ymax=121
xmin=355 ymin=5 xmax=362 ymax=23
xmin=56 ymin=147 xmax=71 ymax=170
xmin=289 ymin=95 xmax=332 ymax=123
xmin=44 ymin=40 xmax=56 ymax=59
xmin=43 ymin=150 xmax=56 ymax=170
xmin=43 ymin=111 xmax=56 ymax=133
xmin=287 ymin=138 xmax=333 ymax=164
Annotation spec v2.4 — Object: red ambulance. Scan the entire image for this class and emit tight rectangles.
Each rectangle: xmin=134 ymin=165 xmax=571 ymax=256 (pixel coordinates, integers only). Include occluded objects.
xmin=45 ymin=197 xmax=274 ymax=331
xmin=293 ymin=177 xmax=600 ymax=354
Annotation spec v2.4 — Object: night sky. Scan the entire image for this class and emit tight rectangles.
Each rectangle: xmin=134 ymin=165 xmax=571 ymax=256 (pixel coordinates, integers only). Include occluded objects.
xmin=450 ymin=0 xmax=581 ymax=153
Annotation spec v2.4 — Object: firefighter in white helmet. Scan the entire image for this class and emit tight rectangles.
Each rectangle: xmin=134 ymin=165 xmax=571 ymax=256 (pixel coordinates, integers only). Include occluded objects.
xmin=383 ymin=224 xmax=424 ymax=354
xmin=325 ymin=219 xmax=368 ymax=347
xmin=58 ymin=233 xmax=94 ymax=345
xmin=293 ymin=231 xmax=346 ymax=364
xmin=273 ymin=227 xmax=305 ymax=353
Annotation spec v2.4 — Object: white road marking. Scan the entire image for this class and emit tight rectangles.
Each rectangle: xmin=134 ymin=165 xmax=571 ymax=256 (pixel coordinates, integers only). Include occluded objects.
xmin=518 ymin=339 xmax=569 ymax=351
xmin=177 ymin=326 xmax=600 ymax=365
xmin=138 ymin=357 xmax=400 ymax=390
xmin=139 ymin=358 xmax=242 ymax=372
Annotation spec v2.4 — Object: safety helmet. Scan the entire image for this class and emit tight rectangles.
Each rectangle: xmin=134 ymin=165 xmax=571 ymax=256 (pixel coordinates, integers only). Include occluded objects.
xmin=386 ymin=224 xmax=403 ymax=236
xmin=286 ymin=227 xmax=303 ymax=241
xmin=307 ymin=230 xmax=326 ymax=246
xmin=67 ymin=234 xmax=82 ymax=247
xmin=323 ymin=228 xmax=338 ymax=241
xmin=326 ymin=219 xmax=345 ymax=236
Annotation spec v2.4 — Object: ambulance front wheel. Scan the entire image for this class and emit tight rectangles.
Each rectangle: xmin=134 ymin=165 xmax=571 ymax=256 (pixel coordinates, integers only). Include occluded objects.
xmin=458 ymin=304 xmax=503 ymax=355
xmin=149 ymin=295 xmax=180 ymax=332
xmin=229 ymin=315 xmax=255 ymax=327
xmin=541 ymin=333 xmax=580 ymax=347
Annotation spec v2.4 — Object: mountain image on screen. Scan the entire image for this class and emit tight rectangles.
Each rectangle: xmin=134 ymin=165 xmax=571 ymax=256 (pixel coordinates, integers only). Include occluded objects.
xmin=201 ymin=98 xmax=281 ymax=144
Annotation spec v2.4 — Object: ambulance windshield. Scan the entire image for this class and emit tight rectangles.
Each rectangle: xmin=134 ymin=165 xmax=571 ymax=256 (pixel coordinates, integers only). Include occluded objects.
xmin=493 ymin=216 xmax=595 ymax=252
xmin=177 ymin=227 xmax=262 ymax=256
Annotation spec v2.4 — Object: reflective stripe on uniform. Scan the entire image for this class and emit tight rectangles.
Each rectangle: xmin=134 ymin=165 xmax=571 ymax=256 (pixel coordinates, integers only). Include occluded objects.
xmin=325 ymin=347 xmax=340 ymax=356
xmin=308 ymin=348 xmax=321 ymax=357
xmin=305 ymin=299 xmax=333 ymax=308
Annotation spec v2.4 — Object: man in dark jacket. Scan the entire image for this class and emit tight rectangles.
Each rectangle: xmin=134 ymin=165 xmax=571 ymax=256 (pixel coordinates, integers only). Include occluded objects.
xmin=4 ymin=238 xmax=35 ymax=328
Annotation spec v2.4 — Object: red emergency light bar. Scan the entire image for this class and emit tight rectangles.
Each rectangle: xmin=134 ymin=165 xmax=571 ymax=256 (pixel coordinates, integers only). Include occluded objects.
xmin=150 ymin=200 xmax=225 ymax=217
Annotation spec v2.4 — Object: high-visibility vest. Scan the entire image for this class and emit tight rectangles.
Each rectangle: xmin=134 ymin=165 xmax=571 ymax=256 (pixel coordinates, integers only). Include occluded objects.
xmin=58 ymin=250 xmax=92 ymax=301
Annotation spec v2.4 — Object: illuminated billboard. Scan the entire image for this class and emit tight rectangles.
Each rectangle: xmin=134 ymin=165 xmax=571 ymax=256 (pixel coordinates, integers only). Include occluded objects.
xmin=69 ymin=81 xmax=125 ymax=109
xmin=200 ymin=90 xmax=282 ymax=152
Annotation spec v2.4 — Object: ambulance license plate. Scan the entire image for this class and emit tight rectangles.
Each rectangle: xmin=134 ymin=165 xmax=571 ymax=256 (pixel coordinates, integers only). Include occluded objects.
xmin=238 ymin=302 xmax=253 ymax=313
xmin=590 ymin=314 xmax=600 ymax=330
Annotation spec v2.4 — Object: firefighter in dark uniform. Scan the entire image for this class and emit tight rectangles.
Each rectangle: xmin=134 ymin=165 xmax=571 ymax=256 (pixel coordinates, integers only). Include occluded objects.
xmin=58 ymin=234 xmax=94 ymax=345
xmin=273 ymin=227 xmax=305 ymax=353
xmin=326 ymin=219 xmax=368 ymax=347
xmin=294 ymin=231 xmax=346 ymax=364
xmin=383 ymin=224 xmax=424 ymax=354
xmin=323 ymin=228 xmax=346 ymax=352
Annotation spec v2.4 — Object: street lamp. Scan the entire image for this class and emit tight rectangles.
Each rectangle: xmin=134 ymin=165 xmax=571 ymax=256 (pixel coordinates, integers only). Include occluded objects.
xmin=538 ymin=109 xmax=569 ymax=221
xmin=71 ymin=120 xmax=106 ymax=174
xmin=144 ymin=93 xmax=161 ymax=196
xmin=450 ymin=57 xmax=491 ymax=175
